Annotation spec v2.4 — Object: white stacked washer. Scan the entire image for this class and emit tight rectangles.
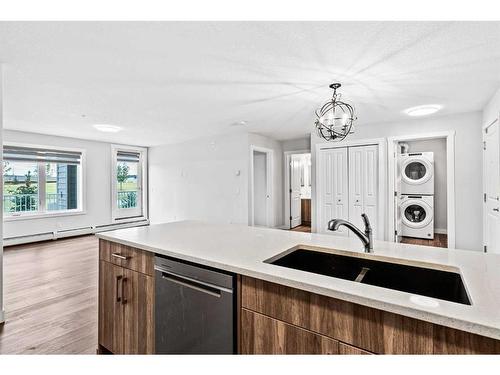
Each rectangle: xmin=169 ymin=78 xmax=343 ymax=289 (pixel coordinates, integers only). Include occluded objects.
xmin=399 ymin=152 xmax=435 ymax=240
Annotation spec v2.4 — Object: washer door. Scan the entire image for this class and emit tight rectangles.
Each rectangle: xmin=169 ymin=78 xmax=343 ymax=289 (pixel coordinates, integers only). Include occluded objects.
xmin=401 ymin=157 xmax=433 ymax=185
xmin=401 ymin=199 xmax=433 ymax=229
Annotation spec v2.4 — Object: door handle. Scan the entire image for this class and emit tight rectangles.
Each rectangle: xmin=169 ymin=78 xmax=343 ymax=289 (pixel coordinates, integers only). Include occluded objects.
xmin=493 ymin=208 xmax=500 ymax=212
xmin=121 ymin=277 xmax=127 ymax=305
xmin=116 ymin=275 xmax=123 ymax=303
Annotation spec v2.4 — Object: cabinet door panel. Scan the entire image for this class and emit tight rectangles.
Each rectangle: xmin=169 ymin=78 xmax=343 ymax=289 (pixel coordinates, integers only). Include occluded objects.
xmin=98 ymin=261 xmax=124 ymax=354
xmin=241 ymin=309 xmax=338 ymax=354
xmin=123 ymin=268 xmax=154 ymax=354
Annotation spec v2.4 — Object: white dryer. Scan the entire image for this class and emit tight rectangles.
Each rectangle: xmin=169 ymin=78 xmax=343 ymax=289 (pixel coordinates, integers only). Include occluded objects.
xmin=399 ymin=152 xmax=434 ymax=195
xmin=400 ymin=195 xmax=434 ymax=240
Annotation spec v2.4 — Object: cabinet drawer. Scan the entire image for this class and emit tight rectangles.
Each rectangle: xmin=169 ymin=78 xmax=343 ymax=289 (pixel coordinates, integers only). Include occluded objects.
xmin=241 ymin=309 xmax=338 ymax=354
xmin=99 ymin=239 xmax=154 ymax=276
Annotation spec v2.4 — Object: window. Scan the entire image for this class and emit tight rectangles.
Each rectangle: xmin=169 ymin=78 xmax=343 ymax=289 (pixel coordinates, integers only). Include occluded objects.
xmin=3 ymin=144 xmax=83 ymax=218
xmin=111 ymin=145 xmax=147 ymax=220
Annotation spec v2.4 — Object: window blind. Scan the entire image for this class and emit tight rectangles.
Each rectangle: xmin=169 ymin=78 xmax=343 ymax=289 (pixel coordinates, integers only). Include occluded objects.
xmin=117 ymin=151 xmax=140 ymax=163
xmin=3 ymin=145 xmax=82 ymax=164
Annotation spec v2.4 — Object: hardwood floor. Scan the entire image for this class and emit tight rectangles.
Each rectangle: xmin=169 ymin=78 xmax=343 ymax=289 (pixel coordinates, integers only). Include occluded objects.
xmin=290 ymin=225 xmax=311 ymax=233
xmin=0 ymin=235 xmax=98 ymax=354
xmin=400 ymin=233 xmax=448 ymax=248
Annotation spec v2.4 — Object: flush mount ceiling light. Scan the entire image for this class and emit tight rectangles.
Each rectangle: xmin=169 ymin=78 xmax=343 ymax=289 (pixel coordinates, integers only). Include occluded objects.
xmin=315 ymin=83 xmax=357 ymax=142
xmin=404 ymin=104 xmax=442 ymax=117
xmin=93 ymin=124 xmax=123 ymax=133
xmin=229 ymin=121 xmax=248 ymax=127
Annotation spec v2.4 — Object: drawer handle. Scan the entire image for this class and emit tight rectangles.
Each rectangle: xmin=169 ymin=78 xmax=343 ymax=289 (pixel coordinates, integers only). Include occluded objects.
xmin=116 ymin=275 xmax=123 ymax=303
xmin=111 ymin=253 xmax=129 ymax=261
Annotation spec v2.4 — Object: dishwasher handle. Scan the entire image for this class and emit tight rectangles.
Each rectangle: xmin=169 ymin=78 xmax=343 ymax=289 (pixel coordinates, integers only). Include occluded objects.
xmin=156 ymin=267 xmax=233 ymax=298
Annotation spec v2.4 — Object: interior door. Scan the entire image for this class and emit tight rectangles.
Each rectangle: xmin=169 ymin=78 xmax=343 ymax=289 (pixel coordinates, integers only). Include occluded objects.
xmin=318 ymin=148 xmax=349 ymax=235
xmin=122 ymin=268 xmax=154 ymax=354
xmin=290 ymin=155 xmax=302 ymax=228
xmin=484 ymin=119 xmax=500 ymax=253
xmin=348 ymin=145 xmax=379 ymax=239
xmin=98 ymin=261 xmax=124 ymax=354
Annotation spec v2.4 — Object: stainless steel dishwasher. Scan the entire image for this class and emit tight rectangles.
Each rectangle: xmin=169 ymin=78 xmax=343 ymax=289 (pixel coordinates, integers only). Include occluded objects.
xmin=154 ymin=255 xmax=236 ymax=354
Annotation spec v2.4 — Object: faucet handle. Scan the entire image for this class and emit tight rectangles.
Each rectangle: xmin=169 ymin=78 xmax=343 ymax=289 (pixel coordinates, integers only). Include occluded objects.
xmin=361 ymin=213 xmax=371 ymax=232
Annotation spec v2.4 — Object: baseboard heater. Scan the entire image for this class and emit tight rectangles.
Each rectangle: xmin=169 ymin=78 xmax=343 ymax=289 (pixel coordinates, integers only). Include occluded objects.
xmin=3 ymin=219 xmax=150 ymax=247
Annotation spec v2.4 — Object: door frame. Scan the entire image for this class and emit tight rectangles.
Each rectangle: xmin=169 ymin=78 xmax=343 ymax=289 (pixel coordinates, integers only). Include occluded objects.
xmin=314 ymin=138 xmax=386 ymax=239
xmin=249 ymin=145 xmax=274 ymax=227
xmin=387 ymin=131 xmax=456 ymax=248
xmin=284 ymin=149 xmax=311 ymax=229
xmin=482 ymin=115 xmax=499 ymax=253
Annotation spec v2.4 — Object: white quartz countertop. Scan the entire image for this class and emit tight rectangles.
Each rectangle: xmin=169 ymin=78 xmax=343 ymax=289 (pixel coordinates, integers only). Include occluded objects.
xmin=96 ymin=221 xmax=500 ymax=340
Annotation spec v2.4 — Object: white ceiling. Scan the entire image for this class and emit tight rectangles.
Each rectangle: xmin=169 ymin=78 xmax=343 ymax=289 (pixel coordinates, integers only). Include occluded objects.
xmin=1 ymin=21 xmax=500 ymax=146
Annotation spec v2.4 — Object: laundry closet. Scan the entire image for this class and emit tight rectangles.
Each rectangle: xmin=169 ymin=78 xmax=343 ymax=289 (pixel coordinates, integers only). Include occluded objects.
xmin=316 ymin=144 xmax=380 ymax=239
xmin=395 ymin=138 xmax=448 ymax=248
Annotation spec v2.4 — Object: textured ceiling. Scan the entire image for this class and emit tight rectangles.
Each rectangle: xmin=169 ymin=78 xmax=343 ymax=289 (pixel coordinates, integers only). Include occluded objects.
xmin=1 ymin=21 xmax=500 ymax=146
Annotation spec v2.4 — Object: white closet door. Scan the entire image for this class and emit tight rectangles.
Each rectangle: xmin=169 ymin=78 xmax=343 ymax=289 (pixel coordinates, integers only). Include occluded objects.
xmin=318 ymin=148 xmax=349 ymax=235
xmin=349 ymin=145 xmax=379 ymax=239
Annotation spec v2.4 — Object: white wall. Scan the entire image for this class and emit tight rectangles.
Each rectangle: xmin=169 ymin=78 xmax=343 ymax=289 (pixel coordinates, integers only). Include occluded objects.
xmin=281 ymin=136 xmax=311 ymax=152
xmin=148 ymin=132 xmax=284 ymax=228
xmin=248 ymin=133 xmax=284 ymax=227
xmin=149 ymin=133 xmax=249 ymax=225
xmin=483 ymin=87 xmax=500 ymax=126
xmin=404 ymin=139 xmax=447 ymax=232
xmin=2 ymin=130 xmax=140 ymax=239
xmin=311 ymin=111 xmax=483 ymax=251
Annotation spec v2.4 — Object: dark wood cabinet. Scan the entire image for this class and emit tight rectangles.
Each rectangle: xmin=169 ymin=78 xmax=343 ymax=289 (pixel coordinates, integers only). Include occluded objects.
xmin=241 ymin=309 xmax=339 ymax=354
xmin=98 ymin=260 xmax=125 ymax=354
xmin=123 ymin=268 xmax=154 ymax=354
xmin=98 ymin=240 xmax=154 ymax=354
xmin=339 ymin=343 xmax=370 ymax=355
xmin=240 ymin=276 xmax=500 ymax=354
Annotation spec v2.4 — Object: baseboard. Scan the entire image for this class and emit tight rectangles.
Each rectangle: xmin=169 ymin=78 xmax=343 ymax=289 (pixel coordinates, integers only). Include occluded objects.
xmin=3 ymin=219 xmax=149 ymax=247
xmin=434 ymin=228 xmax=448 ymax=235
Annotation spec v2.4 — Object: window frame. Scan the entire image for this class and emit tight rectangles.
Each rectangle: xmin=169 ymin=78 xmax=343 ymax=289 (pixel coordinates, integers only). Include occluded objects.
xmin=110 ymin=144 xmax=148 ymax=222
xmin=3 ymin=142 xmax=86 ymax=221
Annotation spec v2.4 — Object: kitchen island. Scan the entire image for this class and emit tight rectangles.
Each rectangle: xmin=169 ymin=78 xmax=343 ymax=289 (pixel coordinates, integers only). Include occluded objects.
xmin=96 ymin=221 xmax=500 ymax=354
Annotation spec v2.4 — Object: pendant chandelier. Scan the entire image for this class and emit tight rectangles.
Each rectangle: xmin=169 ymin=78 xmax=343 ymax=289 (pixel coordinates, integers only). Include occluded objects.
xmin=315 ymin=83 xmax=357 ymax=142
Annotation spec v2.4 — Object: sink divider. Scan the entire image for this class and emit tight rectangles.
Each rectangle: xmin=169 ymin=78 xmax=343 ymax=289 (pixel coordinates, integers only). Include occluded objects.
xmin=354 ymin=267 xmax=370 ymax=283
